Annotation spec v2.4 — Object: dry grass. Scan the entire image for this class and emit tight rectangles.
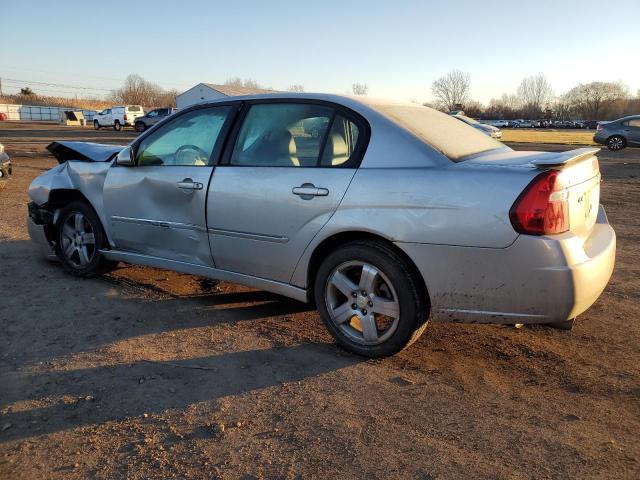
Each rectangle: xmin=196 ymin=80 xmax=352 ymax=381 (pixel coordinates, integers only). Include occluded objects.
xmin=501 ymin=129 xmax=597 ymax=145
xmin=0 ymin=94 xmax=112 ymax=111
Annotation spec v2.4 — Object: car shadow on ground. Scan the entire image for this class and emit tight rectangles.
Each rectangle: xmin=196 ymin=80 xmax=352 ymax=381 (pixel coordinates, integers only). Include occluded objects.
xmin=0 ymin=240 xmax=363 ymax=442
xmin=1 ymin=342 xmax=361 ymax=443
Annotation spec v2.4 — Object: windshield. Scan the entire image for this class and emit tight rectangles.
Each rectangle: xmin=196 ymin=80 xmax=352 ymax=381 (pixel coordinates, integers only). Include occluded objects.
xmin=372 ymin=104 xmax=504 ymax=161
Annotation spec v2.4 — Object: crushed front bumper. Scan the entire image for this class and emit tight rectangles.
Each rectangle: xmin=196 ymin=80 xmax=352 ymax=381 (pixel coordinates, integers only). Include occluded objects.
xmin=27 ymin=202 xmax=57 ymax=259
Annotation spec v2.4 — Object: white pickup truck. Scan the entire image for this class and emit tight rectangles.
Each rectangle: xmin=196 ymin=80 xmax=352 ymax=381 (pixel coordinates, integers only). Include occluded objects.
xmin=93 ymin=105 xmax=145 ymax=131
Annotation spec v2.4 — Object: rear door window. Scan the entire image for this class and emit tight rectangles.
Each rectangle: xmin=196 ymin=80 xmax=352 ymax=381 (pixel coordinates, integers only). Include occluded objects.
xmin=127 ymin=106 xmax=142 ymax=112
xmin=229 ymin=103 xmax=333 ymax=167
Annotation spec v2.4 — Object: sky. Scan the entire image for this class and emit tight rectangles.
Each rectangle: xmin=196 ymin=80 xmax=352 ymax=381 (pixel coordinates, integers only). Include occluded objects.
xmin=1 ymin=0 xmax=638 ymax=104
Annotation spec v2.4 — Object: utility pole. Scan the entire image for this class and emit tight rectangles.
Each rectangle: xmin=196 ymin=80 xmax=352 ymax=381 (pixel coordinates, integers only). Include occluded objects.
xmin=0 ymin=77 xmax=3 ymax=97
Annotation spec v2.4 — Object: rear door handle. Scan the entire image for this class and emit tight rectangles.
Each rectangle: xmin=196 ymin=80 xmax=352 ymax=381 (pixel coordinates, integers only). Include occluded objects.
xmin=292 ymin=183 xmax=329 ymax=198
xmin=177 ymin=178 xmax=203 ymax=190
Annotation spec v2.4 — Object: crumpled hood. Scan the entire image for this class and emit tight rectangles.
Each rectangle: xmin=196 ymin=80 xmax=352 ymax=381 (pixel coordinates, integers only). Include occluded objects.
xmin=47 ymin=141 xmax=125 ymax=164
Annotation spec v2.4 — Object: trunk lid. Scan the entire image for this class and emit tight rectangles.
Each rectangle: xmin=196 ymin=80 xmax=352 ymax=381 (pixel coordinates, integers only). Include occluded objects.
xmin=465 ymin=147 xmax=601 ymax=238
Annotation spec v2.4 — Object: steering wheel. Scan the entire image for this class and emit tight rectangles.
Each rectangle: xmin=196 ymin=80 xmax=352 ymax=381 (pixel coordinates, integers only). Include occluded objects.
xmin=175 ymin=144 xmax=209 ymax=166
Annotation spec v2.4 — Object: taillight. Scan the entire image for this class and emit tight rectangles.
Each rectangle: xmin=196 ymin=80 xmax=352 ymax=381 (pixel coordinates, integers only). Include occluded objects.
xmin=509 ymin=170 xmax=569 ymax=235
xmin=124 ymin=114 xmax=128 ymax=121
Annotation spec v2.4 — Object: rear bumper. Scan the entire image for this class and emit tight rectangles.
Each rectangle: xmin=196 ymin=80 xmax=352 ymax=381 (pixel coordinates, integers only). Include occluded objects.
xmin=397 ymin=205 xmax=616 ymax=324
xmin=593 ymin=132 xmax=607 ymax=144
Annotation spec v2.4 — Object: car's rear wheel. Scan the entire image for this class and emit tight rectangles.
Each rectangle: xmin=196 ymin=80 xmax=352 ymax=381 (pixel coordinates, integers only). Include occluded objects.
xmin=113 ymin=120 xmax=122 ymax=131
xmin=314 ymin=241 xmax=429 ymax=358
xmin=606 ymin=135 xmax=626 ymax=151
xmin=93 ymin=120 xmax=100 ymax=130
xmin=55 ymin=201 xmax=117 ymax=277
xmin=135 ymin=121 xmax=146 ymax=132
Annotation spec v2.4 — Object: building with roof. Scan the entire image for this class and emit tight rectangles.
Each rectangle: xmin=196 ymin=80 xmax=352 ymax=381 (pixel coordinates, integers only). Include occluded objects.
xmin=175 ymin=83 xmax=277 ymax=109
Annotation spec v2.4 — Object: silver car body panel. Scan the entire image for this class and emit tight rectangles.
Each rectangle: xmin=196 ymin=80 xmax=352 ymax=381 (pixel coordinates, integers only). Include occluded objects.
xmin=27 ymin=93 xmax=616 ymax=325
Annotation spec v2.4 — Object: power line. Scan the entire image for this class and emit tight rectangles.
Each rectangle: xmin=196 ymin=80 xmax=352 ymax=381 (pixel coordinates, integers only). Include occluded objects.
xmin=0 ymin=77 xmax=113 ymax=92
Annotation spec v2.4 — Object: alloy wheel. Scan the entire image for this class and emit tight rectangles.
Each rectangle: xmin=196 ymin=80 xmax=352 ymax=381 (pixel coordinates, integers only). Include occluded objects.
xmin=608 ymin=136 xmax=624 ymax=151
xmin=325 ymin=261 xmax=400 ymax=346
xmin=60 ymin=212 xmax=96 ymax=268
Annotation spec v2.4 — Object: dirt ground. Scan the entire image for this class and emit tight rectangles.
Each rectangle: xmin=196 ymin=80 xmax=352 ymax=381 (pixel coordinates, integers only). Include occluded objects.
xmin=1 ymin=123 xmax=639 ymax=480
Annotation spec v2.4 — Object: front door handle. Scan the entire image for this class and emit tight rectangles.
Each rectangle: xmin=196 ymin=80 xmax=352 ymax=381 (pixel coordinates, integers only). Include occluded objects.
xmin=177 ymin=178 xmax=203 ymax=190
xmin=292 ymin=183 xmax=329 ymax=199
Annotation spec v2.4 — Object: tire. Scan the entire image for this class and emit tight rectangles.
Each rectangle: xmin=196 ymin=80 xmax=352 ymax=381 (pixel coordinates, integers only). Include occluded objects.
xmin=113 ymin=120 xmax=122 ymax=131
xmin=55 ymin=201 xmax=117 ymax=278
xmin=314 ymin=240 xmax=429 ymax=358
xmin=135 ymin=121 xmax=146 ymax=132
xmin=606 ymin=135 xmax=626 ymax=151
xmin=93 ymin=120 xmax=100 ymax=130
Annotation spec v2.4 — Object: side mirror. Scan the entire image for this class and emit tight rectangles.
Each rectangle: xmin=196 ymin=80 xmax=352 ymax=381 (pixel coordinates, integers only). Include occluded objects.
xmin=115 ymin=146 xmax=135 ymax=166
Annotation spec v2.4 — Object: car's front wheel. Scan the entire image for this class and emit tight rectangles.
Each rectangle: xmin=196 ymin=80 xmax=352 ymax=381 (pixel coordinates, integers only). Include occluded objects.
xmin=93 ymin=120 xmax=100 ymax=130
xmin=135 ymin=121 xmax=146 ymax=132
xmin=607 ymin=135 xmax=626 ymax=151
xmin=55 ymin=201 xmax=117 ymax=277
xmin=314 ymin=241 xmax=429 ymax=358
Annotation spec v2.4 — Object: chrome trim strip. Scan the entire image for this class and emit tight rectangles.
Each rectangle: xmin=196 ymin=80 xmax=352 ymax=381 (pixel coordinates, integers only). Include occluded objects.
xmin=100 ymin=249 xmax=308 ymax=303
xmin=207 ymin=228 xmax=289 ymax=244
xmin=111 ymin=216 xmax=207 ymax=232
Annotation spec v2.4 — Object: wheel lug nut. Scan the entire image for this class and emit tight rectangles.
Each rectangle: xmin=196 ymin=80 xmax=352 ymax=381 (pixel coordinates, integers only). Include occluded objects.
xmin=351 ymin=292 xmax=357 ymax=298
xmin=351 ymin=304 xmax=357 ymax=310
xmin=362 ymin=309 xmax=367 ymax=315
xmin=361 ymin=290 xmax=367 ymax=296
xmin=368 ymin=301 xmax=373 ymax=307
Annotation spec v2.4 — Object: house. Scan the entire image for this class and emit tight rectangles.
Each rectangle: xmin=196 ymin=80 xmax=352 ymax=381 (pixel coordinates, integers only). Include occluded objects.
xmin=176 ymin=83 xmax=277 ymax=109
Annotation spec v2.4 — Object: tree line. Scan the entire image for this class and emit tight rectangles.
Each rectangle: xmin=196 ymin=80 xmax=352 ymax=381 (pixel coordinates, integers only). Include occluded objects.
xmin=429 ymin=70 xmax=639 ymax=121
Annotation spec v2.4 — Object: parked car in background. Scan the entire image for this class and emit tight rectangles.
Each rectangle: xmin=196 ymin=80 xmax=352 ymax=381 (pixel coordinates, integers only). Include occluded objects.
xmin=492 ymin=120 xmax=510 ymax=128
xmin=94 ymin=105 xmax=145 ymax=131
xmin=513 ymin=119 xmax=535 ymax=128
xmin=134 ymin=108 xmax=177 ymax=132
xmin=594 ymin=115 xmax=640 ymax=151
xmin=0 ymin=143 xmax=11 ymax=179
xmin=583 ymin=120 xmax=599 ymax=130
xmin=27 ymin=94 xmax=615 ymax=357
xmin=302 ymin=116 xmax=330 ymax=138
xmin=452 ymin=114 xmax=502 ymax=139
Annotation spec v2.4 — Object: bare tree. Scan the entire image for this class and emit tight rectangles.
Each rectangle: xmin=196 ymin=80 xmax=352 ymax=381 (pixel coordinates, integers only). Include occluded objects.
xmin=20 ymin=87 xmax=35 ymax=96
xmin=111 ymin=74 xmax=177 ymax=107
xmin=431 ymin=70 xmax=470 ymax=111
xmin=463 ymin=100 xmax=484 ymax=118
xmin=352 ymin=83 xmax=369 ymax=95
xmin=224 ymin=77 xmax=262 ymax=89
xmin=517 ymin=74 xmax=553 ymax=117
xmin=287 ymin=84 xmax=305 ymax=92
xmin=564 ymin=81 xmax=629 ymax=120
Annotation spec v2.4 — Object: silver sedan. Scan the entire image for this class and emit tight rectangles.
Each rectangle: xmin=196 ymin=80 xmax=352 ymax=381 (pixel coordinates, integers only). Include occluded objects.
xmin=27 ymin=94 xmax=616 ymax=357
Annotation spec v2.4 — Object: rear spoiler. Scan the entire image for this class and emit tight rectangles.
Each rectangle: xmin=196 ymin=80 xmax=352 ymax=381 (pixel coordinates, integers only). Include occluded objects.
xmin=529 ymin=147 xmax=600 ymax=168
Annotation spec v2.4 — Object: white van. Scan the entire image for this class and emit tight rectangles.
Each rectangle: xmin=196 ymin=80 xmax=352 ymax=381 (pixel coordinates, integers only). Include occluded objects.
xmin=93 ymin=105 xmax=145 ymax=131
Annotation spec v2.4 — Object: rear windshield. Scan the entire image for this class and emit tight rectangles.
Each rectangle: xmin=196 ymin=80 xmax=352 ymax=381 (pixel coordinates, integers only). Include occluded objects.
xmin=127 ymin=106 xmax=142 ymax=112
xmin=372 ymin=104 xmax=504 ymax=161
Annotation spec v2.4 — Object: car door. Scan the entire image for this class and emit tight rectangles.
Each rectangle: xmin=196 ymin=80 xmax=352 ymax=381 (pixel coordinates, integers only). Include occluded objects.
xmin=146 ymin=109 xmax=159 ymax=126
xmin=207 ymin=101 xmax=368 ymax=282
xmin=624 ymin=118 xmax=640 ymax=145
xmin=103 ymin=103 xmax=238 ymax=265
xmin=98 ymin=109 xmax=109 ymax=126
